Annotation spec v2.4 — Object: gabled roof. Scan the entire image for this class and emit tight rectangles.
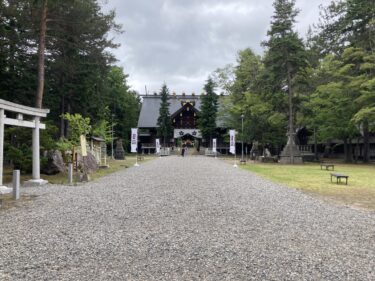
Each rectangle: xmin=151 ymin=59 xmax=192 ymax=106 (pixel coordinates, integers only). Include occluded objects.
xmin=171 ymin=102 xmax=200 ymax=119
xmin=137 ymin=95 xmax=202 ymax=128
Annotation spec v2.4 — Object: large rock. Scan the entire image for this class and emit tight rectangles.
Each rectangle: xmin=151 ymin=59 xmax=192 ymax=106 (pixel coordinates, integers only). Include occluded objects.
xmin=77 ymin=151 xmax=99 ymax=173
xmin=42 ymin=150 xmax=66 ymax=175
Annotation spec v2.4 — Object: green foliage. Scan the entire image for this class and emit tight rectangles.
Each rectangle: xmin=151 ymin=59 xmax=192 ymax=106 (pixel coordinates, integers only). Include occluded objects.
xmin=107 ymin=67 xmax=140 ymax=146
xmin=92 ymin=119 xmax=112 ymax=144
xmin=40 ymin=121 xmax=58 ymax=151
xmin=62 ymin=113 xmax=91 ymax=146
xmin=232 ymin=48 xmax=262 ymax=103
xmin=262 ymin=0 xmax=307 ymax=90
xmin=198 ymin=77 xmax=219 ymax=142
xmin=5 ymin=144 xmax=32 ymax=173
xmin=157 ymin=83 xmax=172 ymax=145
xmin=314 ymin=0 xmax=375 ymax=55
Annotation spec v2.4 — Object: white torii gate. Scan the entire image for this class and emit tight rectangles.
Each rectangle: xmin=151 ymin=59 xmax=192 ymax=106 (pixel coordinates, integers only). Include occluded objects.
xmin=0 ymin=99 xmax=50 ymax=192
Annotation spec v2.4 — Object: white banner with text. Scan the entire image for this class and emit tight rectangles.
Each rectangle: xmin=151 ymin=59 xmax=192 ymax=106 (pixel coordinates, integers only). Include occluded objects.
xmin=131 ymin=128 xmax=138 ymax=153
xmin=155 ymin=138 xmax=160 ymax=153
xmin=229 ymin=130 xmax=235 ymax=154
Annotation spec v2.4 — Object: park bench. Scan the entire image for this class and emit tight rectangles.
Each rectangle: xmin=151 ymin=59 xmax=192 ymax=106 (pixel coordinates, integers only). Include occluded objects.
xmin=321 ymin=163 xmax=334 ymax=170
xmin=330 ymin=173 xmax=349 ymax=185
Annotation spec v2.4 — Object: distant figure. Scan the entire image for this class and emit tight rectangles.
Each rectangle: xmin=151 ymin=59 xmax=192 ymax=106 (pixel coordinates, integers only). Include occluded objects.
xmin=181 ymin=143 xmax=185 ymax=157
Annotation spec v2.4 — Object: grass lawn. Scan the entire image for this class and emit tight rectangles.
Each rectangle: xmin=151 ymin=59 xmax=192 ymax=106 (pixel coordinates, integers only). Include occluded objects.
xmin=2 ymin=155 xmax=154 ymax=185
xmin=242 ymin=162 xmax=375 ymax=211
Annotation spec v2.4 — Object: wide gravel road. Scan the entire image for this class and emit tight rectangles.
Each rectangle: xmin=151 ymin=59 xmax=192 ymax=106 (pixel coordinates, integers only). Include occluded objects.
xmin=1 ymin=156 xmax=374 ymax=280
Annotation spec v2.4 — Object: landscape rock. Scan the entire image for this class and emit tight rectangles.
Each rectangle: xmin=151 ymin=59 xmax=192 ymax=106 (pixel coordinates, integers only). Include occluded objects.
xmin=77 ymin=151 xmax=99 ymax=173
xmin=41 ymin=150 xmax=66 ymax=175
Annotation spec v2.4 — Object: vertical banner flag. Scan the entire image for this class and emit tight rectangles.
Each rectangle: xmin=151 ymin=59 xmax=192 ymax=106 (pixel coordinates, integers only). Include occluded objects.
xmin=155 ymin=138 xmax=160 ymax=153
xmin=131 ymin=128 xmax=138 ymax=153
xmin=229 ymin=130 xmax=236 ymax=154
xmin=212 ymin=138 xmax=217 ymax=153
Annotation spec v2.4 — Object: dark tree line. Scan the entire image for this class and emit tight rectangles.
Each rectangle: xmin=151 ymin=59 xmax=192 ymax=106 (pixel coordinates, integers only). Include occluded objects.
xmin=0 ymin=0 xmax=140 ymax=157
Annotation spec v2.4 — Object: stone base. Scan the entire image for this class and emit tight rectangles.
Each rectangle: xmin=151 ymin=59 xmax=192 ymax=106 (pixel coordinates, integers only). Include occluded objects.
xmin=280 ymin=143 xmax=304 ymax=164
xmin=24 ymin=179 xmax=49 ymax=187
xmin=279 ymin=155 xmax=304 ymax=164
xmin=0 ymin=186 xmax=13 ymax=195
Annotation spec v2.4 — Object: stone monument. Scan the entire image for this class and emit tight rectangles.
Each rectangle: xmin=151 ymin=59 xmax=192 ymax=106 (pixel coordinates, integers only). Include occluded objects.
xmin=115 ymin=139 xmax=125 ymax=160
xmin=279 ymin=133 xmax=303 ymax=164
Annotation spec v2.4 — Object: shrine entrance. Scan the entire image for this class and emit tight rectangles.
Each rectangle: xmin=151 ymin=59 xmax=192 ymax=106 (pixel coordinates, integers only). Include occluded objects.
xmin=181 ymin=134 xmax=197 ymax=147
xmin=174 ymin=129 xmax=202 ymax=152
xmin=0 ymin=99 xmax=49 ymax=192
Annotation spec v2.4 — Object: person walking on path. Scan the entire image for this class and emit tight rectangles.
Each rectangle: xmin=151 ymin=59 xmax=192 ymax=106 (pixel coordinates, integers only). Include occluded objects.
xmin=181 ymin=143 xmax=185 ymax=157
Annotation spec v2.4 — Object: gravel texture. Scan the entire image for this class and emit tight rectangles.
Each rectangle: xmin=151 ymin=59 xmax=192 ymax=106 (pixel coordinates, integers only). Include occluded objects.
xmin=0 ymin=156 xmax=374 ymax=280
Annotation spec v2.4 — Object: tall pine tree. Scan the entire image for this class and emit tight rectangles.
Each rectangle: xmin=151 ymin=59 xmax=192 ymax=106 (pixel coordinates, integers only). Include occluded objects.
xmin=157 ymin=84 xmax=172 ymax=147
xmin=262 ymin=0 xmax=307 ymax=163
xmin=198 ymin=77 xmax=218 ymax=147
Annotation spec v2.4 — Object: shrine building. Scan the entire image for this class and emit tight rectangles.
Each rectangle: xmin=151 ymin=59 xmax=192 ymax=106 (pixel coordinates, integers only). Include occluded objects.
xmin=137 ymin=92 xmax=227 ymax=153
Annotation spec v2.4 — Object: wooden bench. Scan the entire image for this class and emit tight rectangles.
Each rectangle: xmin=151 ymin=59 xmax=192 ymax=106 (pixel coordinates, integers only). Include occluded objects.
xmin=330 ymin=173 xmax=349 ymax=185
xmin=321 ymin=163 xmax=334 ymax=170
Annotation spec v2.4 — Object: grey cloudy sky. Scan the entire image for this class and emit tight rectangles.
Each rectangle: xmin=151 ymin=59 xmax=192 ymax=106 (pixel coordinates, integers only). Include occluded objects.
xmin=101 ymin=0 xmax=327 ymax=95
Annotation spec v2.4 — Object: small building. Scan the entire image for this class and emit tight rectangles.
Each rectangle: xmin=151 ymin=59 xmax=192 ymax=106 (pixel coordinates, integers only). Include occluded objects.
xmin=89 ymin=136 xmax=108 ymax=167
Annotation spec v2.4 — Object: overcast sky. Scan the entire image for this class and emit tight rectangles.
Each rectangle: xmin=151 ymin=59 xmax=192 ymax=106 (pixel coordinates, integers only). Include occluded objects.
xmin=101 ymin=0 xmax=327 ymax=95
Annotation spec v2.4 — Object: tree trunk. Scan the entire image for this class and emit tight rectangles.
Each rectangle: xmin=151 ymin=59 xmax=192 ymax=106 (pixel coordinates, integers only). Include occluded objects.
xmin=60 ymin=95 xmax=65 ymax=138
xmin=363 ymin=121 xmax=369 ymax=163
xmin=348 ymin=138 xmax=353 ymax=163
xmin=314 ymin=127 xmax=318 ymax=161
xmin=343 ymin=138 xmax=353 ymax=163
xmin=35 ymin=0 xmax=48 ymax=108
xmin=286 ymin=63 xmax=294 ymax=163
xmin=355 ymin=137 xmax=360 ymax=163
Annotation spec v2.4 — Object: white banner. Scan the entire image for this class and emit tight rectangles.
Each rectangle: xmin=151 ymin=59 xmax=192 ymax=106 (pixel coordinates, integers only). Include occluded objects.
xmin=212 ymin=138 xmax=217 ymax=153
xmin=155 ymin=138 xmax=160 ymax=153
xmin=229 ymin=130 xmax=235 ymax=154
xmin=131 ymin=128 xmax=138 ymax=153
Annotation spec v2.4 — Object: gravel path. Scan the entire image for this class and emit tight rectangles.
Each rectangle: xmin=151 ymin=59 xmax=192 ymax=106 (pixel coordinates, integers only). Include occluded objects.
xmin=0 ymin=156 xmax=374 ymax=280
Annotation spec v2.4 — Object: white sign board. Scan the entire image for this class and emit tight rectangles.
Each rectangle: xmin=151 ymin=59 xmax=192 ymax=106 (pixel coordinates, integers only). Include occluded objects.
xmin=131 ymin=128 xmax=138 ymax=153
xmin=212 ymin=138 xmax=217 ymax=153
xmin=229 ymin=130 xmax=236 ymax=154
xmin=80 ymin=135 xmax=87 ymax=156
xmin=155 ymin=138 xmax=160 ymax=153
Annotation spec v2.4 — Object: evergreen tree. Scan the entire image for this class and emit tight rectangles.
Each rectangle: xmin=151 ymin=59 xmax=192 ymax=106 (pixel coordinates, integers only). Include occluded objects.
xmin=315 ymin=0 xmax=375 ymax=55
xmin=262 ymin=0 xmax=307 ymax=161
xmin=157 ymin=84 xmax=172 ymax=147
xmin=198 ymin=77 xmax=218 ymax=146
